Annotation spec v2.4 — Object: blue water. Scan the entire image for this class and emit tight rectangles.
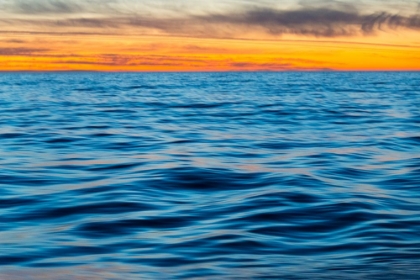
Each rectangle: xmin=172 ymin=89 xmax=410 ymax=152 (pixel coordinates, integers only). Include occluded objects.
xmin=0 ymin=72 xmax=419 ymax=279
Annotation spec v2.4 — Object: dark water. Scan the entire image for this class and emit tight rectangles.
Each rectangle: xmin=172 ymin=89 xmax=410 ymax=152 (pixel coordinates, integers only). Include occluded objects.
xmin=0 ymin=72 xmax=419 ymax=279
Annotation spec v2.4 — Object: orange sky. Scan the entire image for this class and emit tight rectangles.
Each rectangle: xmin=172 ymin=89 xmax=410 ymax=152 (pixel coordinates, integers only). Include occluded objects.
xmin=1 ymin=0 xmax=420 ymax=71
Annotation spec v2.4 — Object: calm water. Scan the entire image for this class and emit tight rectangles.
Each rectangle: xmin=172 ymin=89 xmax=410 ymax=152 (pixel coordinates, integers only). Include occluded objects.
xmin=0 ymin=72 xmax=419 ymax=279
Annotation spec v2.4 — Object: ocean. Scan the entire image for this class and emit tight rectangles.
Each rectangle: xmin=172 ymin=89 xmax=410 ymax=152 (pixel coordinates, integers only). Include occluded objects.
xmin=0 ymin=72 xmax=419 ymax=279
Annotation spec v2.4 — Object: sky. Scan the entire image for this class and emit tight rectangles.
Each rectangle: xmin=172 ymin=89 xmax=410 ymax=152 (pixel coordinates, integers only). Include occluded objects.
xmin=0 ymin=0 xmax=419 ymax=71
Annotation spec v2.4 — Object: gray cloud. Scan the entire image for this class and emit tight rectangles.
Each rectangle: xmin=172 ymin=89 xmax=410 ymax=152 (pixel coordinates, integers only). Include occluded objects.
xmin=0 ymin=47 xmax=50 ymax=55
xmin=3 ymin=0 xmax=126 ymax=15
xmin=54 ymin=54 xmax=213 ymax=66
xmin=2 ymin=39 xmax=26 ymax=43
xmin=229 ymin=61 xmax=333 ymax=71
xmin=1 ymin=3 xmax=419 ymax=38
xmin=50 ymin=53 xmax=332 ymax=71
xmin=9 ymin=0 xmax=83 ymax=14
xmin=189 ymin=7 xmax=420 ymax=37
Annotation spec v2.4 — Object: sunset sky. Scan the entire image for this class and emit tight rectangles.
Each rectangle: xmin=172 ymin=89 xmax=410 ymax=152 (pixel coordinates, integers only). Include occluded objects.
xmin=1 ymin=0 xmax=420 ymax=71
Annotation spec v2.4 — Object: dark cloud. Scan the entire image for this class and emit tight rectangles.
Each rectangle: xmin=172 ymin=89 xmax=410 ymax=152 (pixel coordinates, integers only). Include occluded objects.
xmin=49 ymin=53 xmax=332 ymax=70
xmin=1 ymin=4 xmax=419 ymax=38
xmin=230 ymin=61 xmax=293 ymax=69
xmin=0 ymin=47 xmax=50 ymax=55
xmin=53 ymin=54 xmax=212 ymax=67
xmin=190 ymin=7 xmax=420 ymax=37
xmin=2 ymin=39 xmax=26 ymax=43
xmin=56 ymin=60 xmax=181 ymax=66
xmin=229 ymin=59 xmax=334 ymax=71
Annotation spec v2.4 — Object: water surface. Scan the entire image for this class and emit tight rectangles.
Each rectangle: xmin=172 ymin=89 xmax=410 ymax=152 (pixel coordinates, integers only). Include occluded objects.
xmin=0 ymin=72 xmax=419 ymax=279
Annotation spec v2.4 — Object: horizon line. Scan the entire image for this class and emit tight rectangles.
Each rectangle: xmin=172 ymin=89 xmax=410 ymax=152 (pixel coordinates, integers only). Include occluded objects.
xmin=1 ymin=70 xmax=420 ymax=73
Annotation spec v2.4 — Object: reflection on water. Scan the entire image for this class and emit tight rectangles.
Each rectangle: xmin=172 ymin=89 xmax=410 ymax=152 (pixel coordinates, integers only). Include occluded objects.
xmin=0 ymin=72 xmax=420 ymax=279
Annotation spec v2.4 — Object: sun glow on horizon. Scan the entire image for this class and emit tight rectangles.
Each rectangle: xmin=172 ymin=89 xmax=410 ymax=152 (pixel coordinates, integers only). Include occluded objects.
xmin=1 ymin=0 xmax=420 ymax=71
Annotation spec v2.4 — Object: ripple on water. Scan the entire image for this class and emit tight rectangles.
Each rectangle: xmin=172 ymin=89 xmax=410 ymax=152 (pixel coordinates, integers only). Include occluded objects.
xmin=0 ymin=72 xmax=420 ymax=279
